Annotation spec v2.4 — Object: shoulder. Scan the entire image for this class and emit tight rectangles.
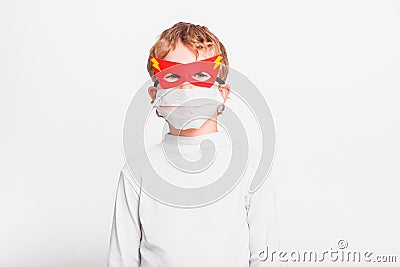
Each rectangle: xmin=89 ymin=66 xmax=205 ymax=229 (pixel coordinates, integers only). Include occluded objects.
xmin=238 ymin=141 xmax=275 ymax=195
xmin=120 ymin=143 xmax=162 ymax=189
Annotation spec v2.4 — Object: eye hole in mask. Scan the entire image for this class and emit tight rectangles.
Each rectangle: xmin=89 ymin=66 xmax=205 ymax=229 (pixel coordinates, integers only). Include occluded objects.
xmin=163 ymin=73 xmax=181 ymax=83
xmin=192 ymin=72 xmax=211 ymax=82
xmin=162 ymin=71 xmax=213 ymax=86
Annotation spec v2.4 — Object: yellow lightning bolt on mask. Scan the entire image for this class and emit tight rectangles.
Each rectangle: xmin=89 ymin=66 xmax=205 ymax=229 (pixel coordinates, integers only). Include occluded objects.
xmin=213 ymin=55 xmax=222 ymax=70
xmin=151 ymin=57 xmax=161 ymax=71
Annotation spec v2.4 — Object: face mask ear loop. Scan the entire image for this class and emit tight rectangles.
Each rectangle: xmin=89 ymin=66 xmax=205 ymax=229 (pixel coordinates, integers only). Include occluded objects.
xmin=217 ymin=103 xmax=225 ymax=116
xmin=216 ymin=83 xmax=226 ymax=116
xmin=155 ymin=109 xmax=164 ymax=118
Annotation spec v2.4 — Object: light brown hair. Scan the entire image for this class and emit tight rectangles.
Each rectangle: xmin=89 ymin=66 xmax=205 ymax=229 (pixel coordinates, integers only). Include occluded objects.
xmin=147 ymin=22 xmax=229 ymax=82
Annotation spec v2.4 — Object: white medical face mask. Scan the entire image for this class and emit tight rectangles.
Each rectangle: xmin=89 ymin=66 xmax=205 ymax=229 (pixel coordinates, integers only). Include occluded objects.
xmin=153 ymin=87 xmax=224 ymax=130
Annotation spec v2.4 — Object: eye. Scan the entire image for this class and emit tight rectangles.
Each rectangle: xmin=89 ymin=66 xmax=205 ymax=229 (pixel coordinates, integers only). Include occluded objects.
xmin=163 ymin=73 xmax=180 ymax=82
xmin=192 ymin=72 xmax=211 ymax=81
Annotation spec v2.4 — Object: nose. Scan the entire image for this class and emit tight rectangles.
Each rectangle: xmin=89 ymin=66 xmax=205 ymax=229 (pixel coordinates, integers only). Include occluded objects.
xmin=177 ymin=82 xmax=194 ymax=89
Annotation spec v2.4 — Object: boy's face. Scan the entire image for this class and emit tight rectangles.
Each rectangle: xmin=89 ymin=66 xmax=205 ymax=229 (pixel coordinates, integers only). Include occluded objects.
xmin=148 ymin=41 xmax=230 ymax=102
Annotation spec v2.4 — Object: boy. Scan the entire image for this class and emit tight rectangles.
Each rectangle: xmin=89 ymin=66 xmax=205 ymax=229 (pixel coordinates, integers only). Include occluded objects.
xmin=107 ymin=22 xmax=280 ymax=267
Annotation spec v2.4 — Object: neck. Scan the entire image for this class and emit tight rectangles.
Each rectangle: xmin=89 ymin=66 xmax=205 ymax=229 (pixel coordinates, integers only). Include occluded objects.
xmin=168 ymin=113 xmax=218 ymax=137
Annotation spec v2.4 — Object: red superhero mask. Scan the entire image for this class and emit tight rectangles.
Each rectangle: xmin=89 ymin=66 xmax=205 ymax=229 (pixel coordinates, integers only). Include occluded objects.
xmin=149 ymin=54 xmax=225 ymax=89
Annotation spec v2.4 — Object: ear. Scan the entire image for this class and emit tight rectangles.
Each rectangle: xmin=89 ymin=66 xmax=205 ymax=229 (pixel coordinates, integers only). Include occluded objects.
xmin=218 ymin=84 xmax=231 ymax=103
xmin=148 ymin=86 xmax=157 ymax=102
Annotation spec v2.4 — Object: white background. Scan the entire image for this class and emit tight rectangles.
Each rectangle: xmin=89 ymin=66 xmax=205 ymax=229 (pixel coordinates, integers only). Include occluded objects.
xmin=1 ymin=0 xmax=399 ymax=266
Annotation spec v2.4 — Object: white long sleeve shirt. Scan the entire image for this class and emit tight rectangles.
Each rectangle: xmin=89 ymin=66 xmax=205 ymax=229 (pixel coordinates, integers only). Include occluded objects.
xmin=107 ymin=131 xmax=280 ymax=267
